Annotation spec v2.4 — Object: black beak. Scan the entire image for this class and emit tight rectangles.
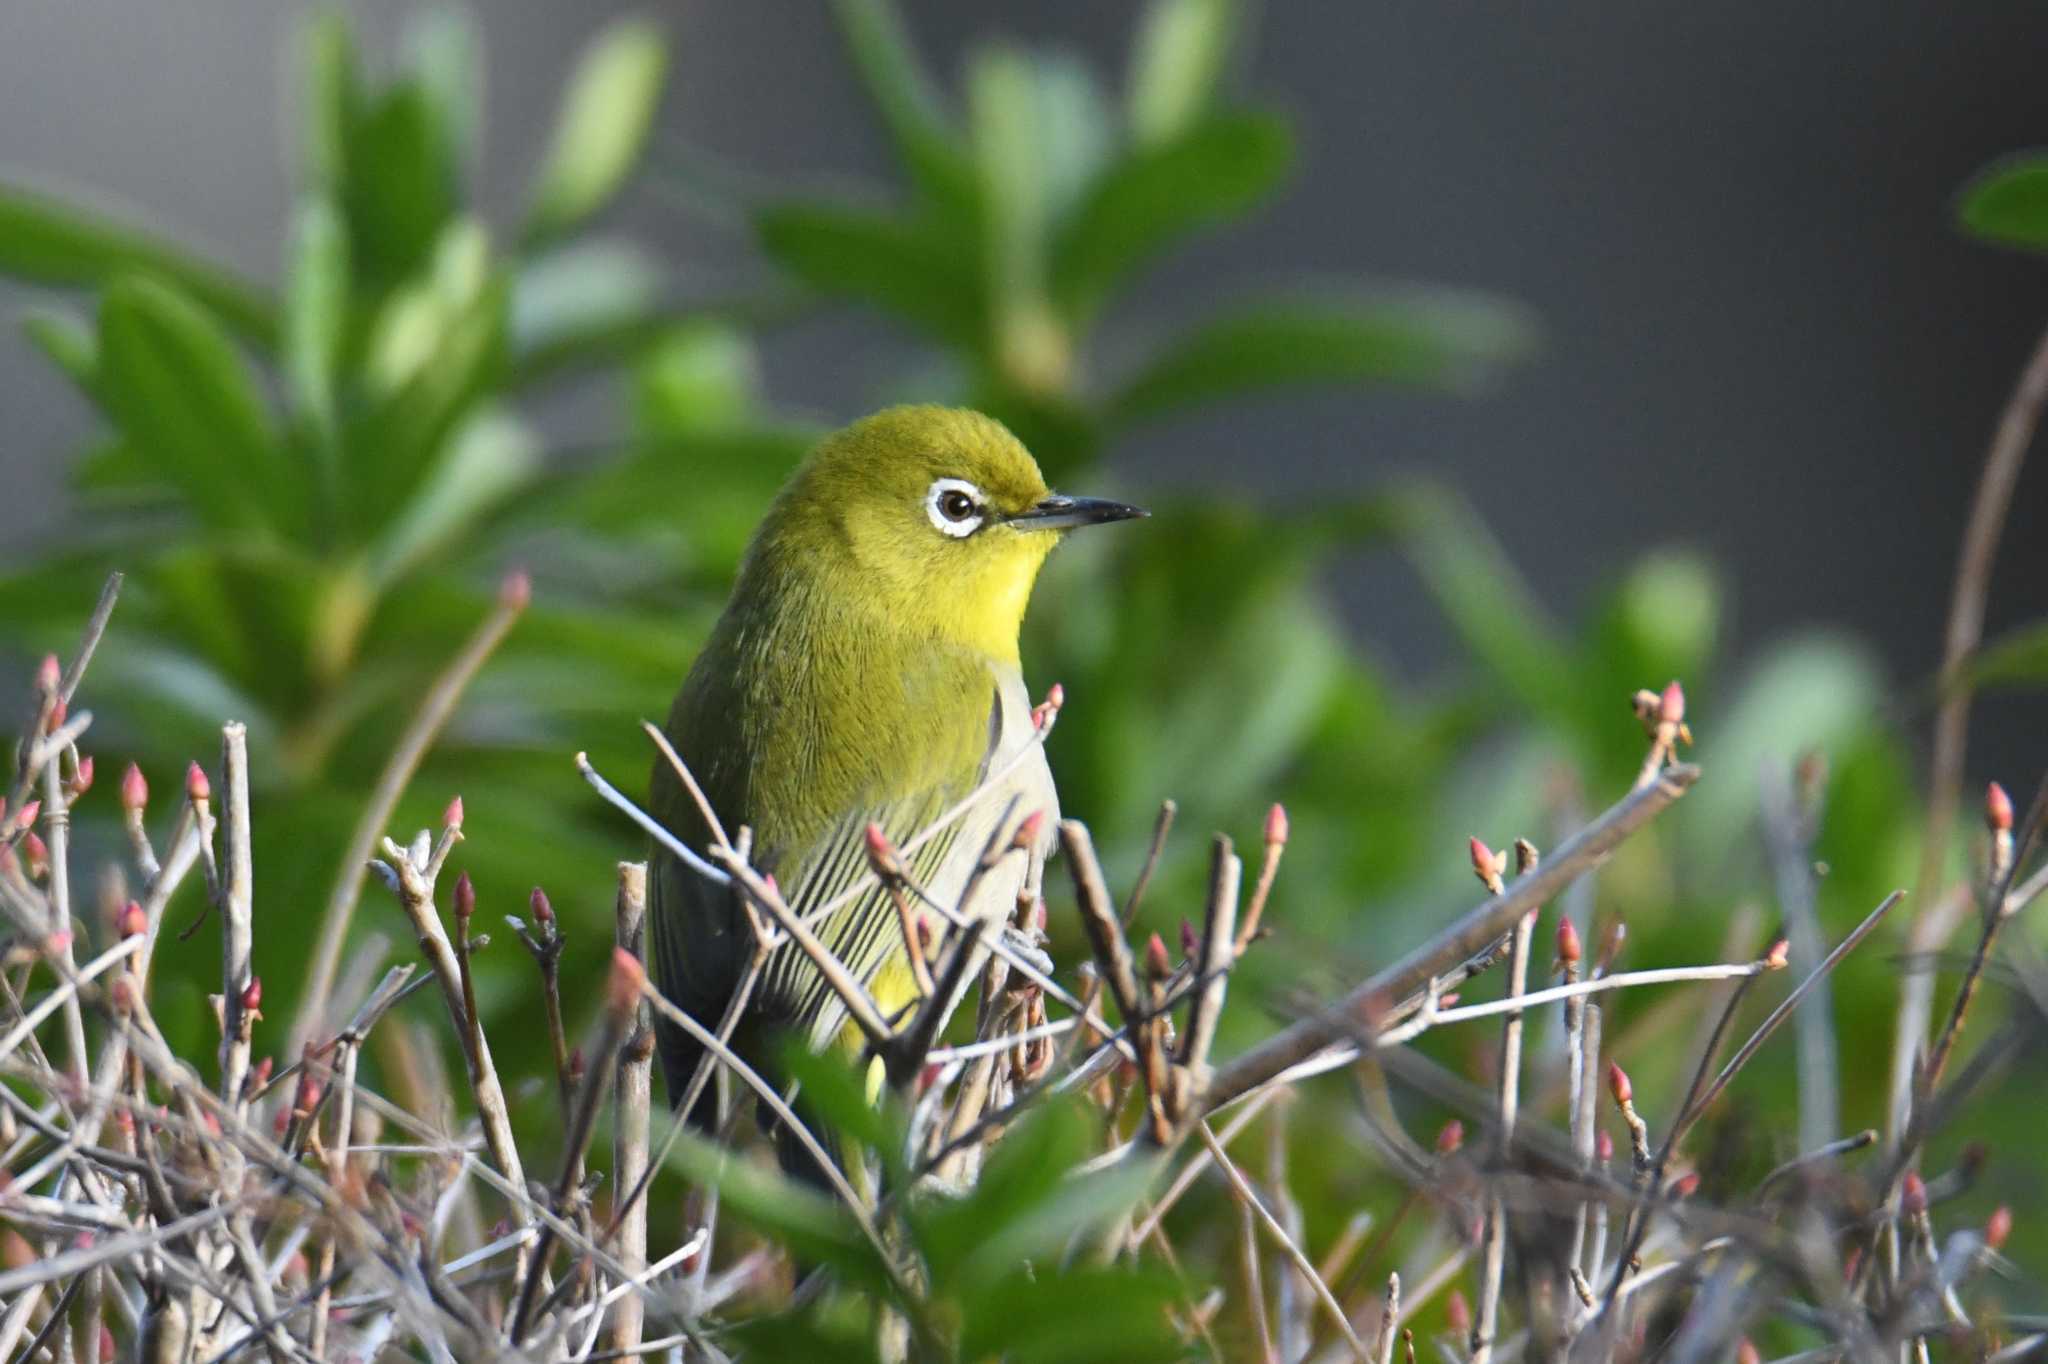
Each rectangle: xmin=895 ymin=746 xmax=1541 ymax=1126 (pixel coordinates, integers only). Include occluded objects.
xmin=1007 ymin=494 xmax=1149 ymax=532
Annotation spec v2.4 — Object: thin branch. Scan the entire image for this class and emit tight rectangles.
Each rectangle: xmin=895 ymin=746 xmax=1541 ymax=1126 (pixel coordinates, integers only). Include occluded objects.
xmin=1205 ymin=765 xmax=1699 ymax=1116
xmin=292 ymin=575 xmax=527 ymax=1055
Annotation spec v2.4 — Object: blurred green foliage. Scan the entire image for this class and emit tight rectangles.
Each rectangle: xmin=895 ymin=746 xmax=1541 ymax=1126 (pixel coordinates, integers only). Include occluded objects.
xmin=3 ymin=2 xmax=2046 ymax=1354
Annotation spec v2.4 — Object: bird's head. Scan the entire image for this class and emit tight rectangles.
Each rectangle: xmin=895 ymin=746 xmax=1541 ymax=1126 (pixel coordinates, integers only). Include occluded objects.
xmin=756 ymin=406 xmax=1145 ymax=660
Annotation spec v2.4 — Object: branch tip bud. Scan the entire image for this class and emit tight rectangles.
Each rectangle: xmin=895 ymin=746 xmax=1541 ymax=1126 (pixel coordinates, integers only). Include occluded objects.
xmin=453 ymin=872 xmax=476 ymax=924
xmin=1608 ymin=1060 xmax=1633 ymax=1106
xmin=186 ymin=761 xmax=210 ymax=804
xmin=121 ymin=763 xmax=147 ymax=812
xmin=500 ymin=569 xmax=532 ymax=610
xmin=1987 ymin=781 xmax=2014 ymax=833
xmin=1144 ymin=931 xmax=1171 ymax=981
xmin=1435 ymin=1119 xmax=1464 ymax=1155
xmin=529 ymin=886 xmax=553 ymax=926
xmin=1264 ymin=802 xmax=1289 ymax=847
xmin=1556 ymin=916 xmax=1582 ymax=966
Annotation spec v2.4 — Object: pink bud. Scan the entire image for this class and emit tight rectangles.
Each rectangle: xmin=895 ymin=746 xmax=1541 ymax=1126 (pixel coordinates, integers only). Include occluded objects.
xmin=1012 ymin=809 xmax=1046 ymax=850
xmin=1144 ymin=932 xmax=1171 ymax=981
xmin=1596 ymin=1128 xmax=1614 ymax=1162
xmin=121 ymin=763 xmax=148 ymax=812
xmin=1660 ymin=680 xmax=1685 ymax=725
xmin=98 ymin=1325 xmax=113 ymax=1363
xmin=863 ymin=823 xmax=901 ymax=876
xmin=919 ymin=1061 xmax=942 ymax=1095
xmin=1670 ymin=1172 xmax=1700 ymax=1199
xmin=240 ymin=976 xmax=263 ymax=1012
xmin=45 ymin=697 xmax=66 ymax=732
xmin=22 ymin=832 xmax=47 ymax=879
xmin=14 ymin=801 xmax=38 ymax=830
xmin=249 ymin=1056 xmax=273 ymax=1091
xmin=529 ymin=886 xmax=554 ymax=926
xmin=609 ymin=945 xmax=645 ymax=1017
xmin=1737 ymin=1340 xmax=1759 ymax=1364
xmin=117 ymin=901 xmax=146 ymax=939
xmin=1764 ymin=939 xmax=1790 ymax=970
xmin=1988 ymin=781 xmax=2014 ymax=833
xmin=500 ymin=569 xmax=532 ymax=610
xmin=294 ymin=1070 xmax=323 ymax=1119
xmin=443 ymin=794 xmax=464 ymax=830
xmin=1264 ymin=802 xmax=1289 ymax=847
xmin=1557 ymin=917 xmax=1582 ymax=965
xmin=70 ymin=756 xmax=93 ymax=796
xmin=1987 ymin=1205 xmax=2013 ymax=1250
xmin=1446 ymin=1289 xmax=1471 ymax=1337
xmin=186 ymin=761 xmax=210 ymax=803
xmin=1608 ymin=1061 xmax=1633 ymax=1106
xmin=1901 ymin=1171 xmax=1928 ymax=1216
xmin=1044 ymin=682 xmax=1064 ymax=711
xmin=36 ymin=654 xmax=59 ymax=693
xmin=1436 ymin=1119 xmax=1465 ymax=1155
xmin=453 ymin=871 xmax=475 ymax=924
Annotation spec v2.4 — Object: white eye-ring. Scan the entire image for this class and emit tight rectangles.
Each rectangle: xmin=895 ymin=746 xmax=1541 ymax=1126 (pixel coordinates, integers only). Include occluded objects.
xmin=925 ymin=478 xmax=986 ymax=538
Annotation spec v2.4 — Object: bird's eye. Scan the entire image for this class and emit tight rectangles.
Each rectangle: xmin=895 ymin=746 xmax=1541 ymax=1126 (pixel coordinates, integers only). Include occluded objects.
xmin=925 ymin=478 xmax=986 ymax=538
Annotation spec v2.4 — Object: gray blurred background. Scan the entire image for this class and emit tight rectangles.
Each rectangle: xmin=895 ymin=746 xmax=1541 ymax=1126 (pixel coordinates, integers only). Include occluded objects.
xmin=4 ymin=1 xmax=2046 ymax=747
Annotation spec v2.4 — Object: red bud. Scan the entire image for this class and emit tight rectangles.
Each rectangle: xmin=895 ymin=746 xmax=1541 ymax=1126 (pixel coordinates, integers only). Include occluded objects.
xmin=608 ymin=945 xmax=645 ymax=1017
xmin=863 ymin=823 xmax=903 ymax=878
xmin=23 ymin=832 xmax=47 ymax=879
xmin=121 ymin=763 xmax=148 ymax=812
xmin=1987 ymin=1205 xmax=2013 ymax=1251
xmin=1179 ymin=919 xmax=1199 ymax=958
xmin=14 ymin=801 xmax=38 ymax=830
xmin=186 ymin=761 xmax=210 ymax=803
xmin=919 ymin=1061 xmax=942 ymax=1095
xmin=443 ymin=794 xmax=464 ymax=830
xmin=294 ymin=1070 xmax=323 ymax=1119
xmin=1264 ymin=802 xmax=1289 ymax=847
xmin=1446 ymin=1288 xmax=1471 ymax=1337
xmin=1987 ymin=781 xmax=2014 ymax=833
xmin=240 ymin=977 xmax=262 ymax=1012
xmin=99 ymin=1325 xmax=114 ymax=1363
xmin=1596 ymin=1128 xmax=1614 ymax=1162
xmin=1660 ymin=680 xmax=1685 ymax=725
xmin=1469 ymin=836 xmax=1506 ymax=891
xmin=1436 ymin=1119 xmax=1465 ymax=1155
xmin=453 ymin=872 xmax=476 ymax=924
xmin=567 ymin=1047 xmax=587 ymax=1087
xmin=117 ymin=901 xmax=145 ymax=939
xmin=70 ymin=755 xmax=93 ymax=796
xmin=1608 ymin=1061 xmax=1632 ymax=1106
xmin=1012 ymin=809 xmax=1046 ymax=851
xmin=529 ymin=886 xmax=554 ymax=926
xmin=500 ymin=569 xmax=532 ymax=610
xmin=249 ymin=1056 xmax=273 ymax=1091
xmin=46 ymin=697 xmax=66 ymax=731
xmin=1901 ymin=1171 xmax=1928 ymax=1216
xmin=1670 ymin=1172 xmax=1700 ymax=1199
xmin=1556 ymin=917 xmax=1582 ymax=965
xmin=1144 ymin=932 xmax=1171 ymax=981
xmin=1737 ymin=1339 xmax=1759 ymax=1364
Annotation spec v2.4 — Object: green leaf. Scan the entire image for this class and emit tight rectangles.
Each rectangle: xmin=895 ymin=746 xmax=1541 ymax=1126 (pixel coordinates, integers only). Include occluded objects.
xmin=522 ymin=18 xmax=668 ymax=245
xmin=958 ymin=1264 xmax=1186 ymax=1364
xmin=300 ymin=11 xmax=362 ymax=192
xmin=1956 ymin=618 xmax=2048 ymax=692
xmin=775 ymin=1042 xmax=909 ymax=1187
xmin=658 ymin=1128 xmax=895 ymax=1297
xmin=340 ymin=83 xmax=459 ymax=286
xmin=0 ymin=183 xmax=274 ymax=342
xmin=1957 ymin=154 xmax=2048 ymax=252
xmin=401 ymin=8 xmax=483 ymax=176
xmin=754 ymin=201 xmax=984 ymax=347
xmin=20 ymin=308 xmax=100 ymax=398
xmin=1681 ymin=635 xmax=1886 ymax=868
xmin=96 ymin=276 xmax=297 ymax=538
xmin=362 ymin=408 xmax=539 ymax=590
xmin=1391 ymin=481 xmax=1579 ymax=726
xmin=1108 ymin=288 xmax=1537 ymax=425
xmin=1052 ymin=110 xmax=1292 ymax=320
xmin=633 ymin=320 xmax=761 ymax=435
xmin=969 ymin=46 xmax=1054 ymax=323
xmin=1127 ymin=0 xmax=1240 ymax=146
xmin=829 ymin=0 xmax=973 ymax=211
xmin=283 ymin=198 xmax=350 ymax=433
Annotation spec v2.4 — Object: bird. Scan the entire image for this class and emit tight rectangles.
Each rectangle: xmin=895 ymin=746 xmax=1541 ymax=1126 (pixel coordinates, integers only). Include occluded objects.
xmin=646 ymin=405 xmax=1145 ymax=1174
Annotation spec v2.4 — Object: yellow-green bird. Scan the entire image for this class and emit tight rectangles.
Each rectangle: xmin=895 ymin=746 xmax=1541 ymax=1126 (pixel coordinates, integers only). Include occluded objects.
xmin=648 ymin=405 xmax=1144 ymax=1165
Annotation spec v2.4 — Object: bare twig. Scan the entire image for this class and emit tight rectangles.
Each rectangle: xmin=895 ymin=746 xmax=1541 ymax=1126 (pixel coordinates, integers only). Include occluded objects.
xmin=293 ymin=573 xmax=528 ymax=1055
xmin=1205 ymin=766 xmax=1698 ymax=1117
xmin=608 ymin=862 xmax=652 ymax=1362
